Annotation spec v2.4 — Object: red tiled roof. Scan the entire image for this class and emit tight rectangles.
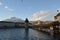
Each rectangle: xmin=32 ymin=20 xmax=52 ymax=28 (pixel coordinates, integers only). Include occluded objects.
xmin=54 ymin=13 xmax=60 ymax=19
xmin=56 ymin=13 xmax=60 ymax=16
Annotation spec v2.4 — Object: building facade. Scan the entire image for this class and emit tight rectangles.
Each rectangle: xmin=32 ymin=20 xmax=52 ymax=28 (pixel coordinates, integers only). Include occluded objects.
xmin=54 ymin=13 xmax=60 ymax=22
xmin=0 ymin=21 xmax=33 ymax=28
xmin=0 ymin=21 xmax=25 ymax=28
xmin=0 ymin=21 xmax=15 ymax=28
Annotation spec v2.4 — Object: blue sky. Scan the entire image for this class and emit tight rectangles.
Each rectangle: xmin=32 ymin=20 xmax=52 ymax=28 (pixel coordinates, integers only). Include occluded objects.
xmin=0 ymin=0 xmax=60 ymax=21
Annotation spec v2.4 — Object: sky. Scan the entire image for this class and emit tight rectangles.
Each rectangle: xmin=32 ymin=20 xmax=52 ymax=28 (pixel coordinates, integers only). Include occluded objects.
xmin=0 ymin=0 xmax=60 ymax=21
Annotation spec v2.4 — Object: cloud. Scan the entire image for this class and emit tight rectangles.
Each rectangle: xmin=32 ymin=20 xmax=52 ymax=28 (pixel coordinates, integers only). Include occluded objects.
xmin=5 ymin=6 xmax=8 ymax=9
xmin=0 ymin=2 xmax=14 ymax=11
xmin=0 ymin=2 xmax=3 ymax=6
xmin=8 ymin=8 xmax=14 ymax=11
xmin=29 ymin=10 xmax=50 ymax=21
xmin=4 ymin=6 xmax=14 ymax=11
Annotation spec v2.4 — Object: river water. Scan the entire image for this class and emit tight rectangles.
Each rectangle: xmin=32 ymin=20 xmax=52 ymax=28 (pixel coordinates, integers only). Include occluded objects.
xmin=0 ymin=28 xmax=52 ymax=40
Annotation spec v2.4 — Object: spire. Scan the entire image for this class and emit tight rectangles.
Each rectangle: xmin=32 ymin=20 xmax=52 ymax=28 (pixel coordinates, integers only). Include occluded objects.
xmin=25 ymin=18 xmax=29 ymax=23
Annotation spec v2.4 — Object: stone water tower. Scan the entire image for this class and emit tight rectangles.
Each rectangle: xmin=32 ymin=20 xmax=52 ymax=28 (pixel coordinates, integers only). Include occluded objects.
xmin=25 ymin=18 xmax=29 ymax=30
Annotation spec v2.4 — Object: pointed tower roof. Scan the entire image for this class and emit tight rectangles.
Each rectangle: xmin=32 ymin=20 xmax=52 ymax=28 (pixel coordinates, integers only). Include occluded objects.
xmin=25 ymin=18 xmax=29 ymax=23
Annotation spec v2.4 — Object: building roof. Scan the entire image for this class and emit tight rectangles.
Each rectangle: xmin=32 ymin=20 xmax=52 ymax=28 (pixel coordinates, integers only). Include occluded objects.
xmin=54 ymin=13 xmax=60 ymax=19
xmin=56 ymin=13 xmax=60 ymax=16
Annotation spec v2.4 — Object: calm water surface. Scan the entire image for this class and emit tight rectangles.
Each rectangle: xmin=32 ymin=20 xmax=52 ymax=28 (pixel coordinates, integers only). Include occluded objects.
xmin=0 ymin=28 xmax=51 ymax=40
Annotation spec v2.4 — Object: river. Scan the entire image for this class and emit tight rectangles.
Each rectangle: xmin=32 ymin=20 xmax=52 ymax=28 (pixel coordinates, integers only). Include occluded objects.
xmin=0 ymin=28 xmax=52 ymax=40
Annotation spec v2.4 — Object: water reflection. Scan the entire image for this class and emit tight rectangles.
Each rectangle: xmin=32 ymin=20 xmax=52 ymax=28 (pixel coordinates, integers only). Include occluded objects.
xmin=0 ymin=28 xmax=52 ymax=40
xmin=24 ymin=29 xmax=29 ymax=40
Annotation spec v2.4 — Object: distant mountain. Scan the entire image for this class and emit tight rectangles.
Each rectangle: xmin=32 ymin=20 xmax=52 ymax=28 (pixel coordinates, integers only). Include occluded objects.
xmin=3 ymin=17 xmax=24 ymax=22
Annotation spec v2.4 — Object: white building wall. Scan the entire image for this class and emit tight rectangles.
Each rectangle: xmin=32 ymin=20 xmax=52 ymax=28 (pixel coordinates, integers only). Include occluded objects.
xmin=55 ymin=16 xmax=60 ymax=22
